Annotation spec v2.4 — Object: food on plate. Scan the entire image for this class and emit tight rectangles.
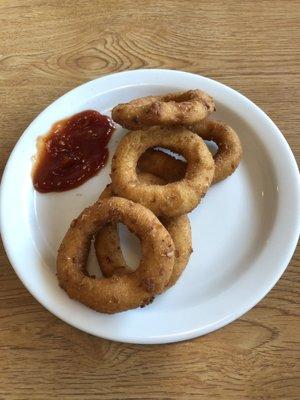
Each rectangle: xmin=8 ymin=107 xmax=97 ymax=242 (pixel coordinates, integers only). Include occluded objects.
xmin=32 ymin=110 xmax=115 ymax=192
xmin=111 ymin=126 xmax=215 ymax=217
xmin=187 ymin=119 xmax=242 ymax=182
xmin=138 ymin=148 xmax=186 ymax=183
xmin=55 ymin=88 xmax=242 ymax=314
xmin=160 ymin=214 xmax=192 ymax=288
xmin=95 ymin=172 xmax=192 ymax=289
xmin=137 ymin=120 xmax=242 ymax=184
xmin=111 ymin=90 xmax=242 ymax=184
xmin=112 ymin=89 xmax=215 ymax=130
xmin=57 ymin=197 xmax=175 ymax=313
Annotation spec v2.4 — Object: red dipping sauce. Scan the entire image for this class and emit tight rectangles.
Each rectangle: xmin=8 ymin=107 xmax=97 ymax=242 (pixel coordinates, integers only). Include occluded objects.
xmin=32 ymin=110 xmax=115 ymax=193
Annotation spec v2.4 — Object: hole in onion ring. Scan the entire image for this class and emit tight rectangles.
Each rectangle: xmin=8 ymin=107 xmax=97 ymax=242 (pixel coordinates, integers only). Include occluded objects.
xmin=136 ymin=147 xmax=187 ymax=186
xmin=154 ymin=147 xmax=187 ymax=162
xmin=118 ymin=223 xmax=141 ymax=270
xmin=204 ymin=140 xmax=218 ymax=156
xmin=85 ymin=224 xmax=142 ymax=278
xmin=86 ymin=238 xmax=104 ymax=278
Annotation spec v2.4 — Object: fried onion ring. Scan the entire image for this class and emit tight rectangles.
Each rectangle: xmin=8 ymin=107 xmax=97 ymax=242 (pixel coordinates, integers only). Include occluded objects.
xmin=187 ymin=119 xmax=242 ymax=182
xmin=111 ymin=126 xmax=215 ymax=217
xmin=57 ymin=197 xmax=175 ymax=313
xmin=95 ymin=173 xmax=192 ymax=289
xmin=112 ymin=90 xmax=215 ymax=130
xmin=137 ymin=119 xmax=242 ymax=183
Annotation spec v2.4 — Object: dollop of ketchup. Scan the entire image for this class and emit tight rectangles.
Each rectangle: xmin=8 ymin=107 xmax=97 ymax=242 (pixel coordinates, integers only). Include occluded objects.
xmin=32 ymin=110 xmax=115 ymax=193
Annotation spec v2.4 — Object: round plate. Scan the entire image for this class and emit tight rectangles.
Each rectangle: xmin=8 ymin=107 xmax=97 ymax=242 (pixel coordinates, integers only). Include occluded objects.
xmin=1 ymin=69 xmax=299 ymax=344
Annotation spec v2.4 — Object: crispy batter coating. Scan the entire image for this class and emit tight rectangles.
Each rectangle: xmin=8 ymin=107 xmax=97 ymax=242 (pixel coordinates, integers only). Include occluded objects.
xmin=111 ymin=126 xmax=215 ymax=217
xmin=95 ymin=173 xmax=192 ymax=289
xmin=187 ymin=119 xmax=242 ymax=182
xmin=137 ymin=119 xmax=242 ymax=183
xmin=56 ymin=89 xmax=242 ymax=314
xmin=138 ymin=149 xmax=186 ymax=183
xmin=112 ymin=89 xmax=241 ymax=183
xmin=112 ymin=90 xmax=215 ymax=130
xmin=57 ymin=197 xmax=175 ymax=313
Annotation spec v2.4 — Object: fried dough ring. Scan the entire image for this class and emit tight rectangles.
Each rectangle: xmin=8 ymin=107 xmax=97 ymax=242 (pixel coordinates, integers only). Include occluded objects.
xmin=111 ymin=126 xmax=215 ymax=217
xmin=95 ymin=173 xmax=192 ymax=289
xmin=137 ymin=119 xmax=242 ymax=183
xmin=187 ymin=119 xmax=242 ymax=182
xmin=112 ymin=90 xmax=215 ymax=130
xmin=57 ymin=197 xmax=175 ymax=314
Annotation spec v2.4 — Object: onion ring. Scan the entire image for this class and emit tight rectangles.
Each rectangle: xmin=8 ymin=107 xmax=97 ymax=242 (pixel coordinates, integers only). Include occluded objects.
xmin=111 ymin=126 xmax=215 ymax=217
xmin=57 ymin=197 xmax=175 ymax=313
xmin=187 ymin=119 xmax=242 ymax=182
xmin=137 ymin=119 xmax=242 ymax=183
xmin=112 ymin=90 xmax=215 ymax=130
xmin=95 ymin=172 xmax=192 ymax=289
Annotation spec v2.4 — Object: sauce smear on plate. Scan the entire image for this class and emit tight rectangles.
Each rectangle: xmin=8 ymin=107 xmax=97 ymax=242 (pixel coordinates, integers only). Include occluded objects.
xmin=32 ymin=110 xmax=115 ymax=193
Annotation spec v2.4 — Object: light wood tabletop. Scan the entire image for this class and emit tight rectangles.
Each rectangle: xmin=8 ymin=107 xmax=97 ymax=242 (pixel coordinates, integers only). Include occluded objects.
xmin=0 ymin=1 xmax=299 ymax=399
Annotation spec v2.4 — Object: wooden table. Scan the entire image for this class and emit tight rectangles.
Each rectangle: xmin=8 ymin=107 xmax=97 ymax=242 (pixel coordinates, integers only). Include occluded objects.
xmin=1 ymin=1 xmax=299 ymax=399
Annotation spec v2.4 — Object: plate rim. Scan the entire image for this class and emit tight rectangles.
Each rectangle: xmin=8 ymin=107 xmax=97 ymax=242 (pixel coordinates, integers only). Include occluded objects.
xmin=1 ymin=69 xmax=299 ymax=344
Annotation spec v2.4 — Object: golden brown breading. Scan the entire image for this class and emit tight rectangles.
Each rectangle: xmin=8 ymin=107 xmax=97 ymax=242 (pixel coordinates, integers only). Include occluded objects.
xmin=95 ymin=173 xmax=192 ymax=289
xmin=111 ymin=126 xmax=215 ymax=218
xmin=57 ymin=197 xmax=175 ymax=313
xmin=137 ymin=120 xmax=242 ymax=184
xmin=186 ymin=119 xmax=242 ymax=183
xmin=138 ymin=149 xmax=186 ymax=183
xmin=112 ymin=90 xmax=215 ymax=130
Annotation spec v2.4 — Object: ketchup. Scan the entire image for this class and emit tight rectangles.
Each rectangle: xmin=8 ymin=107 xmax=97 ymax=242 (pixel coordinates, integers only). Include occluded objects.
xmin=32 ymin=110 xmax=115 ymax=193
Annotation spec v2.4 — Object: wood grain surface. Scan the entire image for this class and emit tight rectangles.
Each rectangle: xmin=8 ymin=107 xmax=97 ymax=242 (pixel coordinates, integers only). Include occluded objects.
xmin=0 ymin=1 xmax=299 ymax=399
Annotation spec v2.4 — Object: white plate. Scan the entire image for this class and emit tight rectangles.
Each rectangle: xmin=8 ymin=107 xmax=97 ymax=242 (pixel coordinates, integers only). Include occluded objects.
xmin=1 ymin=69 xmax=299 ymax=344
